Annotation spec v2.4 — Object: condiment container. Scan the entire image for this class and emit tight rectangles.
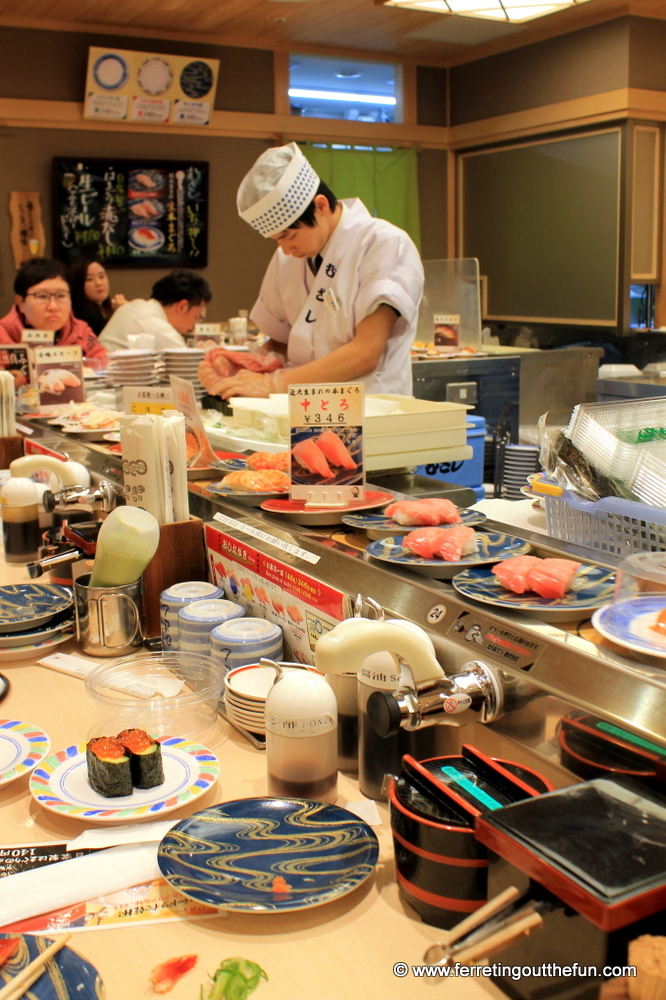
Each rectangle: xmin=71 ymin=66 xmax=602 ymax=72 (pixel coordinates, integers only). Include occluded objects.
xmin=265 ymin=667 xmax=338 ymax=804
xmin=89 ymin=506 xmax=160 ymax=587
xmin=0 ymin=477 xmax=40 ymax=563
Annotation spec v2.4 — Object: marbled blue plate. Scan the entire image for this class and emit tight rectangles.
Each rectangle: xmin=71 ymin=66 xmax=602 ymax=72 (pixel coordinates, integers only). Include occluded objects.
xmin=366 ymin=532 xmax=530 ymax=580
xmin=0 ymin=585 xmax=73 ymax=632
xmin=215 ymin=458 xmax=250 ymax=473
xmin=592 ymin=596 xmax=666 ymax=658
xmin=0 ymin=615 xmax=74 ymax=648
xmin=342 ymin=508 xmax=487 ymax=537
xmin=206 ymin=483 xmax=287 ymax=507
xmin=158 ymin=797 xmax=379 ymax=913
xmin=0 ymin=934 xmax=104 ymax=999
xmin=453 ymin=564 xmax=616 ymax=621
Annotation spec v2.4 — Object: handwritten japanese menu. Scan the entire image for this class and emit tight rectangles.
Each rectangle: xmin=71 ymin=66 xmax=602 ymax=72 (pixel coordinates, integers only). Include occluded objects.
xmin=52 ymin=157 xmax=208 ymax=268
xmin=288 ymin=383 xmax=365 ymax=504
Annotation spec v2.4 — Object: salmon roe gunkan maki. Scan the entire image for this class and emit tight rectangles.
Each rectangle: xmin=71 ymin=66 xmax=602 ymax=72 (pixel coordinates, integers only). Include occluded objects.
xmin=86 ymin=736 xmax=133 ymax=797
xmin=117 ymin=728 xmax=165 ymax=788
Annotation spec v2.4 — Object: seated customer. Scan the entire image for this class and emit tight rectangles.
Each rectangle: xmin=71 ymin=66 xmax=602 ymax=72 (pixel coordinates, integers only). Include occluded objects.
xmin=99 ymin=271 xmax=211 ymax=352
xmin=69 ymin=257 xmax=127 ymax=336
xmin=0 ymin=257 xmax=107 ymax=361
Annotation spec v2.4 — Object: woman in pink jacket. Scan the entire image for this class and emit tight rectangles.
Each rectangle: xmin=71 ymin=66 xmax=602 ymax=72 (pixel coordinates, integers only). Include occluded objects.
xmin=0 ymin=258 xmax=107 ymax=362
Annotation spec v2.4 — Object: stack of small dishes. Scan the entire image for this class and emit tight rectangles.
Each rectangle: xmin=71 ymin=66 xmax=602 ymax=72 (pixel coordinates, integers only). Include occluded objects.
xmin=0 ymin=584 xmax=74 ymax=662
xmin=105 ymin=349 xmax=160 ymax=387
xmin=159 ymin=349 xmax=206 ymax=400
xmin=223 ymin=662 xmax=306 ymax=736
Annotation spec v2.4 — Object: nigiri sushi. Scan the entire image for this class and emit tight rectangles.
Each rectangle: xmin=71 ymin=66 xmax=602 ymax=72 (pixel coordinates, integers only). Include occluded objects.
xmin=527 ymin=558 xmax=581 ymax=600
xmin=492 ymin=556 xmax=543 ymax=594
xmin=384 ymin=500 xmax=444 ymax=526
xmin=221 ymin=470 xmax=290 ymax=492
xmin=246 ymin=451 xmax=290 ymax=472
xmin=403 ymin=527 xmax=451 ymax=559
xmin=315 ymin=430 xmax=357 ymax=470
xmin=292 ymin=438 xmax=333 ymax=478
xmin=384 ymin=499 xmax=462 ymax=526
xmin=436 ymin=525 xmax=478 ymax=562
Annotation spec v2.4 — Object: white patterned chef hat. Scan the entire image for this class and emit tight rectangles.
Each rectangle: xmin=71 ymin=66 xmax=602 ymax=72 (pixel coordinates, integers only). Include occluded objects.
xmin=237 ymin=142 xmax=320 ymax=238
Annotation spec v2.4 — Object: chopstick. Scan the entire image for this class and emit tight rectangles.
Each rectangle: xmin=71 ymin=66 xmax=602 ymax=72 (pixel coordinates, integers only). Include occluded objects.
xmin=0 ymin=934 xmax=71 ymax=1000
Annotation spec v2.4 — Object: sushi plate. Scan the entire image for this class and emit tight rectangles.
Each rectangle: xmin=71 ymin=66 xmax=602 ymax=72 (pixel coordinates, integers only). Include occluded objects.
xmin=158 ymin=797 xmax=378 ymax=913
xmin=366 ymin=533 xmax=531 ymax=580
xmin=592 ymin=597 xmax=666 ymax=658
xmin=0 ymin=629 xmax=75 ymax=664
xmin=29 ymin=736 xmax=219 ymax=822
xmin=0 ymin=614 xmax=74 ymax=648
xmin=452 ymin=564 xmax=616 ymax=622
xmin=0 ymin=933 xmax=104 ymax=1000
xmin=341 ymin=508 xmax=487 ymax=539
xmin=205 ymin=483 xmax=288 ymax=507
xmin=261 ymin=490 xmax=395 ymax=526
xmin=0 ymin=719 xmax=50 ymax=787
xmin=291 ymin=427 xmax=363 ymax=488
xmin=0 ymin=584 xmax=73 ymax=632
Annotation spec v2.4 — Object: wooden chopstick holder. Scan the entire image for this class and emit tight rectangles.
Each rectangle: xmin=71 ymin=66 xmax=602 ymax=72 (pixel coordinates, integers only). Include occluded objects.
xmin=0 ymin=934 xmax=71 ymax=1000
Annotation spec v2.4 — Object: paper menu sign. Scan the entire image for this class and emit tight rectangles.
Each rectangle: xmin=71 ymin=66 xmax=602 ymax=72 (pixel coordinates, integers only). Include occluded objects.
xmin=0 ymin=346 xmax=30 ymax=389
xmin=288 ymin=383 xmax=364 ymax=505
xmin=20 ymin=329 xmax=55 ymax=345
xmin=122 ymin=385 xmax=175 ymax=415
xmin=434 ymin=313 xmax=460 ymax=347
xmin=33 ymin=345 xmax=84 ymax=408
xmin=169 ymin=374 xmax=218 ymax=467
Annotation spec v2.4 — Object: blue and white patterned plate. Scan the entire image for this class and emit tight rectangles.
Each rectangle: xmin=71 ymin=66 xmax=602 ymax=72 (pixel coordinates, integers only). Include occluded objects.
xmin=0 ymin=584 xmax=73 ymax=632
xmin=0 ymin=934 xmax=103 ymax=999
xmin=206 ymin=483 xmax=288 ymax=507
xmin=453 ymin=564 xmax=616 ymax=621
xmin=366 ymin=532 xmax=530 ymax=580
xmin=158 ymin=797 xmax=379 ymax=913
xmin=0 ymin=614 xmax=74 ymax=649
xmin=342 ymin=508 xmax=487 ymax=538
xmin=214 ymin=457 xmax=252 ymax=473
xmin=592 ymin=597 xmax=666 ymax=658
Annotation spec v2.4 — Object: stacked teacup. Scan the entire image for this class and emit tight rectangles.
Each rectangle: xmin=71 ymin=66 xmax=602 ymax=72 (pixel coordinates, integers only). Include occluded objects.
xmin=211 ymin=618 xmax=283 ymax=678
xmin=160 ymin=582 xmax=224 ymax=652
xmin=178 ymin=600 xmax=246 ymax=655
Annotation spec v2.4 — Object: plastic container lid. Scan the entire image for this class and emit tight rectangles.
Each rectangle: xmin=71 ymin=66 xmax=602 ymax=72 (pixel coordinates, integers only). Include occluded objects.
xmin=265 ymin=669 xmax=337 ymax=721
xmin=0 ymin=478 xmax=39 ymax=507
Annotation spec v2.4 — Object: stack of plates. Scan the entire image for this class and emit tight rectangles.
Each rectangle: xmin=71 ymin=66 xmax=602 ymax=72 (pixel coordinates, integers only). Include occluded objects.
xmin=0 ymin=584 xmax=75 ymax=662
xmin=495 ymin=443 xmax=541 ymax=501
xmin=105 ymin=349 xmax=160 ymax=387
xmin=223 ymin=663 xmax=306 ymax=735
xmin=159 ymin=349 xmax=206 ymax=400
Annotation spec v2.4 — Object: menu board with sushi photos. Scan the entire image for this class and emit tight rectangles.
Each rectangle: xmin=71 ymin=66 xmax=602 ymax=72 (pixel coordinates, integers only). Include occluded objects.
xmin=34 ymin=345 xmax=85 ymax=409
xmin=84 ymin=47 xmax=219 ymax=127
xmin=52 ymin=158 xmax=208 ymax=268
xmin=0 ymin=346 xmax=30 ymax=392
xmin=288 ymin=383 xmax=365 ymax=505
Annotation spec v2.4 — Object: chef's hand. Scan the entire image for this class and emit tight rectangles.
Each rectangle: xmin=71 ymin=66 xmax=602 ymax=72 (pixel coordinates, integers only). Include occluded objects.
xmin=216 ymin=369 xmax=280 ymax=399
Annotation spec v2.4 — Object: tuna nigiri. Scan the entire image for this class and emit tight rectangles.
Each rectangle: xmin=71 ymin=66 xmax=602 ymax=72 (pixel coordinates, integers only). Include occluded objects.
xmin=292 ymin=438 xmax=333 ymax=478
xmin=528 ymin=558 xmax=581 ymax=600
xmin=492 ymin=556 xmax=543 ymax=594
xmin=384 ymin=500 xmax=446 ymax=526
xmin=315 ymin=430 xmax=357 ymax=470
xmin=436 ymin=525 xmax=478 ymax=562
xmin=403 ymin=527 xmax=451 ymax=558
xmin=426 ymin=499 xmax=463 ymax=523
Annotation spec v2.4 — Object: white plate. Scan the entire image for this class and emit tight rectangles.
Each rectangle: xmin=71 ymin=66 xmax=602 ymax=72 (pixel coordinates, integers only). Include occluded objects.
xmin=29 ymin=736 xmax=219 ymax=822
xmin=0 ymin=720 xmax=51 ymax=787
xmin=0 ymin=615 xmax=73 ymax=648
xmin=0 ymin=630 xmax=75 ymax=663
xmin=592 ymin=597 xmax=666 ymax=658
xmin=225 ymin=664 xmax=285 ymax=701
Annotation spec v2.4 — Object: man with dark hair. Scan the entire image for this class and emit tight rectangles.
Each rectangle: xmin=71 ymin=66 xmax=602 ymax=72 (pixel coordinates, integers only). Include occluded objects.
xmin=0 ymin=257 xmax=107 ymax=360
xmin=99 ymin=270 xmax=212 ymax=352
xmin=198 ymin=142 xmax=423 ymax=399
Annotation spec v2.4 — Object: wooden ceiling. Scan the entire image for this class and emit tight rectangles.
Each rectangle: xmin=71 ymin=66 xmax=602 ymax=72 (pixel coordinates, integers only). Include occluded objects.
xmin=0 ymin=0 xmax=665 ymax=65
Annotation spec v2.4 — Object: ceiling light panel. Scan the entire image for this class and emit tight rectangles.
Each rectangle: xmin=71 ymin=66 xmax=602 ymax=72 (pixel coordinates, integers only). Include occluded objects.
xmin=383 ymin=0 xmax=592 ymax=22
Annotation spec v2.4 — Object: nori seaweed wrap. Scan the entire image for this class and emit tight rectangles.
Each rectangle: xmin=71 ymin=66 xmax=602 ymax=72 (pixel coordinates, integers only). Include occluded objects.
xmin=86 ymin=737 xmax=133 ymax=797
xmin=117 ymin=729 xmax=165 ymax=789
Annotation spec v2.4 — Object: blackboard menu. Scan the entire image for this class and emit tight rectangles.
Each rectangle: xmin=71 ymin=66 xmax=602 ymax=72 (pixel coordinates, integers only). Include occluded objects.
xmin=52 ymin=157 xmax=208 ymax=268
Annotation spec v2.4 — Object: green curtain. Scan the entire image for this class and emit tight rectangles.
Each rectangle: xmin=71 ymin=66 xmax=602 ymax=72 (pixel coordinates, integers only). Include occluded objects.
xmin=300 ymin=143 xmax=422 ymax=252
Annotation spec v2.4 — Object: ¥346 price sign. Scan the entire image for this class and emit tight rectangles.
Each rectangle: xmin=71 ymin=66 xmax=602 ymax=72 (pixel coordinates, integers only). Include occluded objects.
xmin=288 ymin=383 xmax=365 ymax=506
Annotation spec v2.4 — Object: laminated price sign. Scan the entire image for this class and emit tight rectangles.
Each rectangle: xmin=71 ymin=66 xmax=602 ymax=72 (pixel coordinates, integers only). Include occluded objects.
xmin=288 ymin=383 xmax=364 ymax=506
xmin=122 ymin=385 xmax=175 ymax=415
xmin=33 ymin=345 xmax=84 ymax=409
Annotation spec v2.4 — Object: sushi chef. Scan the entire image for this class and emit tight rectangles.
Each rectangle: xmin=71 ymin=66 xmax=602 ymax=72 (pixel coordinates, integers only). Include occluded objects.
xmin=199 ymin=142 xmax=424 ymax=399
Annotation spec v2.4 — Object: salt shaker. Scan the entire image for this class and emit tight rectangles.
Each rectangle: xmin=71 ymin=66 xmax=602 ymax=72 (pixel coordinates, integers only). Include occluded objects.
xmin=265 ymin=666 xmax=338 ymax=804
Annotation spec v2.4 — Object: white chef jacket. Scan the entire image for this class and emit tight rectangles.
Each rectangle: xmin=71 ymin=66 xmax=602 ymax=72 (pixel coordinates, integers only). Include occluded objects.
xmin=250 ymin=199 xmax=424 ymax=395
xmin=98 ymin=298 xmax=186 ymax=353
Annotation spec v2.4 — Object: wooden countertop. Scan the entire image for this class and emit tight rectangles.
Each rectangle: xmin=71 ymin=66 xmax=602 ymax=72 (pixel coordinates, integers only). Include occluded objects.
xmin=0 ymin=557 xmax=502 ymax=1000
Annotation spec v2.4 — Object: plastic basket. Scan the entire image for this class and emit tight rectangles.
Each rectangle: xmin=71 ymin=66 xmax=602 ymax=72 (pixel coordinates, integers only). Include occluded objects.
xmin=544 ymin=490 xmax=666 ymax=555
xmin=567 ymin=399 xmax=666 ymax=480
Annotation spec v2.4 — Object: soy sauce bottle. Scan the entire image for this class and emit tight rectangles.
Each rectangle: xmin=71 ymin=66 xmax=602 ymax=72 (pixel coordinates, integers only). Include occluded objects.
xmin=266 ymin=667 xmax=338 ymax=804
xmin=0 ymin=478 xmax=40 ymax=563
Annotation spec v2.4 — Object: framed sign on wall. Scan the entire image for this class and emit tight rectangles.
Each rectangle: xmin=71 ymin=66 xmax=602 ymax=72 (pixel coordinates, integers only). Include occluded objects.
xmin=52 ymin=157 xmax=208 ymax=268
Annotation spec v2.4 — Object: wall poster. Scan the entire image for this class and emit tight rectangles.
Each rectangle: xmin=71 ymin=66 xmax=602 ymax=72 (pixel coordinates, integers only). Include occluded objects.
xmin=52 ymin=158 xmax=208 ymax=268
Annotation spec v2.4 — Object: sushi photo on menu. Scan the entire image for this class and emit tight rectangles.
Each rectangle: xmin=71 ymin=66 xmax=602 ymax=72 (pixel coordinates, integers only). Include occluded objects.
xmin=288 ymin=383 xmax=365 ymax=503
xmin=33 ymin=345 xmax=85 ymax=408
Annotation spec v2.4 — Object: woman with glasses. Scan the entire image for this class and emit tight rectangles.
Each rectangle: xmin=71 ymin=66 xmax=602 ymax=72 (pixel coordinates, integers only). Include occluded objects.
xmin=0 ymin=258 xmax=108 ymax=362
xmin=68 ymin=257 xmax=126 ymax=336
